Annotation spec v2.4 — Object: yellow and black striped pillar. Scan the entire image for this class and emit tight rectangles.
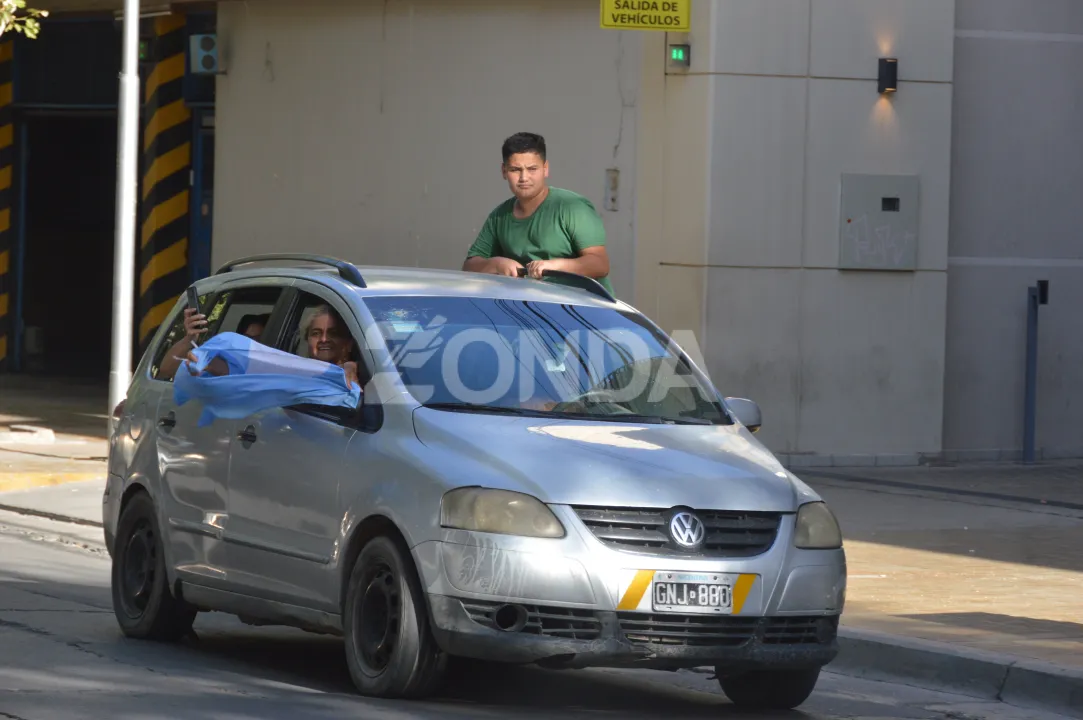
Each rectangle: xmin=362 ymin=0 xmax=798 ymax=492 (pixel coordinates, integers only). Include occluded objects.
xmin=0 ymin=39 xmax=13 ymax=371
xmin=139 ymin=14 xmax=192 ymax=353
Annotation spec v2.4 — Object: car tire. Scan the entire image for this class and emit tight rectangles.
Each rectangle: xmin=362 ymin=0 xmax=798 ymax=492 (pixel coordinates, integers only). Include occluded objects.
xmin=717 ymin=666 xmax=821 ymax=710
xmin=110 ymin=491 xmax=197 ymax=641
xmin=343 ymin=534 xmax=447 ymax=699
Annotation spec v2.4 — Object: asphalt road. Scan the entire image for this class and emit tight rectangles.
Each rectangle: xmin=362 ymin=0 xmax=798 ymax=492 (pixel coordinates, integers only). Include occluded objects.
xmin=0 ymin=514 xmax=1068 ymax=720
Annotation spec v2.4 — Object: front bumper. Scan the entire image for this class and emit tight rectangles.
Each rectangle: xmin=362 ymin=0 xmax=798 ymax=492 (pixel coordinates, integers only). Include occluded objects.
xmin=415 ymin=504 xmax=846 ymax=670
xmin=428 ymin=594 xmax=839 ymax=670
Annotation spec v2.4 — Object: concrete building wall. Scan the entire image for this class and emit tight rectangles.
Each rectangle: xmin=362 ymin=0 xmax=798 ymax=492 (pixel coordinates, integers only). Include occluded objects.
xmin=944 ymin=0 xmax=1083 ymax=459
xmin=212 ymin=0 xmax=640 ymax=299
xmin=631 ymin=2 xmax=712 ymax=347
xmin=645 ymin=0 xmax=956 ymax=461
xmin=212 ymin=0 xmax=1081 ymax=462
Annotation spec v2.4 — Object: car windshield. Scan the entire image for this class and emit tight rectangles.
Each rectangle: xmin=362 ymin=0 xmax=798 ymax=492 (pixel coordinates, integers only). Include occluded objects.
xmin=362 ymin=295 xmax=731 ymax=425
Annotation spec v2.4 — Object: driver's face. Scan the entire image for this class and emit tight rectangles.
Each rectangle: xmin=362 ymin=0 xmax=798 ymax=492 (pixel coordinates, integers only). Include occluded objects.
xmin=307 ymin=312 xmax=353 ymax=365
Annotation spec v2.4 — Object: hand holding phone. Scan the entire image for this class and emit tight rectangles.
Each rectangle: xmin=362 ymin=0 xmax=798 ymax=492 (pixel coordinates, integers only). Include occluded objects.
xmin=184 ymin=287 xmax=208 ymax=345
xmin=186 ymin=286 xmax=202 ymax=316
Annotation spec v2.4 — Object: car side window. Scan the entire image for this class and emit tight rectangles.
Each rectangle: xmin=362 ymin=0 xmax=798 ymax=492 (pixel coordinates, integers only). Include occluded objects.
xmin=279 ymin=289 xmax=378 ymax=430
xmin=283 ymin=291 xmax=368 ymax=379
xmin=149 ymin=286 xmax=284 ymax=383
xmin=203 ymin=286 xmax=283 ymax=342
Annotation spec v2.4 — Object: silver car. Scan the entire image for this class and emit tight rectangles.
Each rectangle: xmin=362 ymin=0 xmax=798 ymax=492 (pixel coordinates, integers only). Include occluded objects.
xmin=104 ymin=253 xmax=846 ymax=709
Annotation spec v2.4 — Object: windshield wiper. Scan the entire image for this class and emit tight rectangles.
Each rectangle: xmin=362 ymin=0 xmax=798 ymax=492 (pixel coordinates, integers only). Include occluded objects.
xmin=422 ymin=403 xmax=549 ymax=417
xmin=422 ymin=403 xmax=717 ymax=425
xmin=662 ymin=416 xmax=714 ymax=425
xmin=605 ymin=414 xmax=714 ymax=425
xmin=548 ymin=411 xmax=716 ymax=425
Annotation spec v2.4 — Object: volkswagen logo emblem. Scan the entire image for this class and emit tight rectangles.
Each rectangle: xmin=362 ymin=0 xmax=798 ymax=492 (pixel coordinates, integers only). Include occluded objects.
xmin=668 ymin=511 xmax=705 ymax=549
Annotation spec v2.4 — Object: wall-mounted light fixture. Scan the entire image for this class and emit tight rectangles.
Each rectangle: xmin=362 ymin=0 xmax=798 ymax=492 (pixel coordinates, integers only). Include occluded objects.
xmin=878 ymin=58 xmax=898 ymax=94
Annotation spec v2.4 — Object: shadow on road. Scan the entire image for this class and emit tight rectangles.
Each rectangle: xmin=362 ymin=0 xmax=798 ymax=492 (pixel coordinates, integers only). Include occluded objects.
xmin=800 ymin=463 xmax=1083 ymax=574
xmin=897 ymin=611 xmax=1083 ymax=640
xmin=163 ymin=628 xmax=813 ymax=718
xmin=0 ymin=562 xmax=818 ymax=720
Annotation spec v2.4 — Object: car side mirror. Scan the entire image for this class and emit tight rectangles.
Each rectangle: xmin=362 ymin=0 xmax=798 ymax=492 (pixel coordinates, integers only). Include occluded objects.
xmin=724 ymin=397 xmax=762 ymax=433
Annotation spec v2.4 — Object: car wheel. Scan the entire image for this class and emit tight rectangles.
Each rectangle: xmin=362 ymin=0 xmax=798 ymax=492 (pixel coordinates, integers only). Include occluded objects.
xmin=717 ymin=666 xmax=821 ymax=710
xmin=343 ymin=535 xmax=447 ymax=699
xmin=110 ymin=491 xmax=197 ymax=641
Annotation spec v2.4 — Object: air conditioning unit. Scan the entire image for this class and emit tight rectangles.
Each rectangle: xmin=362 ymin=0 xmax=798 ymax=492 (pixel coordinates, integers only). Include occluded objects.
xmin=189 ymin=33 xmax=222 ymax=75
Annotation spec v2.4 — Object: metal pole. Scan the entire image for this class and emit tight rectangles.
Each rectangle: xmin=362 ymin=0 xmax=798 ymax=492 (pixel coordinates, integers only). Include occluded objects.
xmin=107 ymin=0 xmax=141 ymax=416
xmin=1022 ymin=286 xmax=1039 ymax=464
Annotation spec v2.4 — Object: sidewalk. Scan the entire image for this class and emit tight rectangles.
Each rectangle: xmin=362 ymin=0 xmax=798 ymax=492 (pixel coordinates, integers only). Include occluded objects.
xmin=0 ymin=375 xmax=109 ymax=494
xmin=806 ymin=461 xmax=1083 ymax=717
xmin=1 ymin=381 xmax=1081 ymax=715
xmin=808 ymin=461 xmax=1083 ymax=671
xmin=0 ymin=374 xmax=111 ymax=439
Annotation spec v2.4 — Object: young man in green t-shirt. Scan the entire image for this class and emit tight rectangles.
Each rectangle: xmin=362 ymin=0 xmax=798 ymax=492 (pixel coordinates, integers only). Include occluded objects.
xmin=462 ymin=132 xmax=614 ymax=296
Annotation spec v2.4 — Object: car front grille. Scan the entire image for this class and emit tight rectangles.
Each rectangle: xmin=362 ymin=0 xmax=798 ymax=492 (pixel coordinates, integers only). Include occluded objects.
xmin=762 ymin=615 xmax=837 ymax=644
xmin=462 ymin=600 xmax=602 ymax=640
xmin=617 ymin=613 xmax=837 ymax=647
xmin=460 ymin=599 xmax=837 ymax=648
xmin=572 ymin=505 xmax=782 ymax=557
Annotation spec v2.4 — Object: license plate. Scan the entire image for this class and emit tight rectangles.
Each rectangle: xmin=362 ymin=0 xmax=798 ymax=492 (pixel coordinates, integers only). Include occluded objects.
xmin=651 ymin=571 xmax=732 ymax=614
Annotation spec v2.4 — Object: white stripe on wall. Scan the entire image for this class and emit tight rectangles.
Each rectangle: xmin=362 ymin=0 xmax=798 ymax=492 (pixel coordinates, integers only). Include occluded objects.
xmin=949 ymin=256 xmax=1083 ymax=268
xmin=955 ymin=29 xmax=1083 ymax=44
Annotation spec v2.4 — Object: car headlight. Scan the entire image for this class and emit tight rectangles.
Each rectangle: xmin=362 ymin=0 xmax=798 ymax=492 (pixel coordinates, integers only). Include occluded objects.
xmin=794 ymin=501 xmax=842 ymax=549
xmin=440 ymin=488 xmax=565 ymax=538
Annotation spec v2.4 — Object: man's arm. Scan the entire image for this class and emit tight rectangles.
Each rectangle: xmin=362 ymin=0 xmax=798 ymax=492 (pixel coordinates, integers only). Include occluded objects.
xmin=183 ymin=351 xmax=230 ymax=377
xmin=527 ymin=246 xmax=609 ymax=279
xmin=463 ymin=212 xmax=524 ymax=277
xmin=158 ymin=308 xmax=207 ymax=381
xmin=463 ymin=255 xmax=494 ymax=272
xmin=463 ymin=214 xmax=495 ymax=271
xmin=464 ymin=255 xmax=524 ymax=276
xmin=526 ymin=197 xmax=610 ymax=280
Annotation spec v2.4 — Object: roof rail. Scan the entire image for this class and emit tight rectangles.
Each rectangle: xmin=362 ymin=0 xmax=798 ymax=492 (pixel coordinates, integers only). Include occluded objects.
xmin=515 ymin=267 xmax=616 ymax=303
xmin=215 ymin=253 xmax=367 ymax=288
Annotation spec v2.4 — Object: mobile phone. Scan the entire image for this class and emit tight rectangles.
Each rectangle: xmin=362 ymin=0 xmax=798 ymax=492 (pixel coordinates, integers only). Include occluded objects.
xmin=186 ymin=286 xmax=201 ymax=316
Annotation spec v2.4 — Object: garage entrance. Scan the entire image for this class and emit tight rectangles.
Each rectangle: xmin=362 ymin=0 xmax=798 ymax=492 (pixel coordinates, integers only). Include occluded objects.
xmin=5 ymin=13 xmax=218 ymax=377
xmin=19 ymin=111 xmax=117 ymax=377
xmin=5 ymin=18 xmax=122 ymax=377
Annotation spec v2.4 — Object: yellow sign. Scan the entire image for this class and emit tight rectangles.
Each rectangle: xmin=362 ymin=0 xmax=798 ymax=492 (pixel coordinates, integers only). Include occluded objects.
xmin=601 ymin=0 xmax=690 ymax=32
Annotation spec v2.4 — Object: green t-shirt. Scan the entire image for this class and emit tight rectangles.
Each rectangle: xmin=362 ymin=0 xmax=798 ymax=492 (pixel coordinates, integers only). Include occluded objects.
xmin=467 ymin=186 xmax=615 ymax=296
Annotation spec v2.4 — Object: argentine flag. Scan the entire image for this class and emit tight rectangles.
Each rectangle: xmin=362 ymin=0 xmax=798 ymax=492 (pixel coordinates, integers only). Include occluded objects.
xmin=174 ymin=332 xmax=362 ymax=427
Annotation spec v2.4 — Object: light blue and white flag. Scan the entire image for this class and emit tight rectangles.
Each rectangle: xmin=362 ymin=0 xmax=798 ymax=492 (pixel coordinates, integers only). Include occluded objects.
xmin=174 ymin=332 xmax=362 ymax=426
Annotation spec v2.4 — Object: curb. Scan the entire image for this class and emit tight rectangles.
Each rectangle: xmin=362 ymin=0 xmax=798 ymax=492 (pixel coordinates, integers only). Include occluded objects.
xmin=0 ymin=424 xmax=56 ymax=444
xmin=0 ymin=501 xmax=103 ymax=528
xmin=0 ymin=505 xmax=108 ymax=557
xmin=830 ymin=627 xmax=1083 ymax=718
xmin=0 ymin=472 xmax=105 ymax=493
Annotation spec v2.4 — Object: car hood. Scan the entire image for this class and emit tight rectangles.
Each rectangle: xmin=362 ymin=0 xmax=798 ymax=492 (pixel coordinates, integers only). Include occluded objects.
xmin=411 ymin=408 xmax=807 ymax=512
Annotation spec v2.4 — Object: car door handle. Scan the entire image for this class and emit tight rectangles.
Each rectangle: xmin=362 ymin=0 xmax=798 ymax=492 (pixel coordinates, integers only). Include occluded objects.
xmin=158 ymin=411 xmax=176 ymax=428
xmin=237 ymin=426 xmax=257 ymax=444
